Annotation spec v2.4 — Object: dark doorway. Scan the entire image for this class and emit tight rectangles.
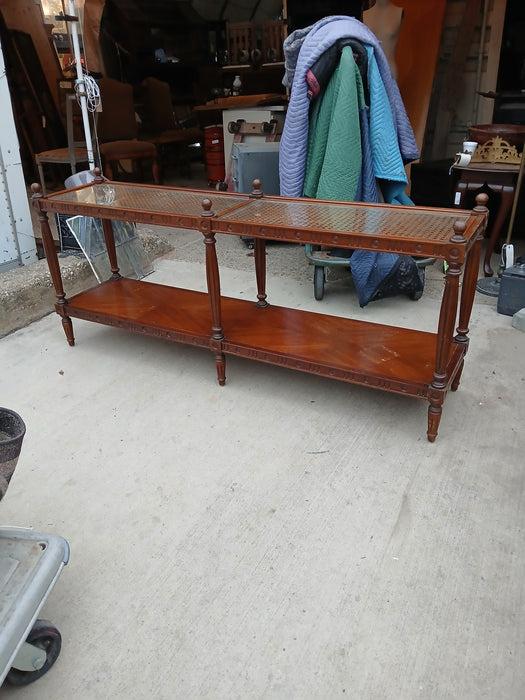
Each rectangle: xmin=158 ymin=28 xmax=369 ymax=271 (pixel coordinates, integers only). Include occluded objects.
xmin=494 ymin=0 xmax=525 ymax=124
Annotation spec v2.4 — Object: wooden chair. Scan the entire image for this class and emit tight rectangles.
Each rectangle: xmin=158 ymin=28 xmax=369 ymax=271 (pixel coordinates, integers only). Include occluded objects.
xmin=139 ymin=77 xmax=203 ymax=177
xmin=34 ymin=93 xmax=91 ymax=195
xmin=96 ymin=78 xmax=161 ymax=184
xmin=225 ymin=22 xmax=255 ymax=65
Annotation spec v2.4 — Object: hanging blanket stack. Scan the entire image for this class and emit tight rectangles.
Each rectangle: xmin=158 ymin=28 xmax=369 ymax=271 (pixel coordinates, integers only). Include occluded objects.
xmin=279 ymin=15 xmax=423 ymax=307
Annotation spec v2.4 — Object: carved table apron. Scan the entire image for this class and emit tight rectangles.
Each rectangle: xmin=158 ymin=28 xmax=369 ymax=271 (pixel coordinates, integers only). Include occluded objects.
xmin=31 ymin=177 xmax=488 ymax=442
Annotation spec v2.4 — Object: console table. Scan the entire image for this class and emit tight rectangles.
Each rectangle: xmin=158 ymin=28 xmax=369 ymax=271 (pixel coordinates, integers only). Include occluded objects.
xmin=31 ymin=174 xmax=488 ymax=442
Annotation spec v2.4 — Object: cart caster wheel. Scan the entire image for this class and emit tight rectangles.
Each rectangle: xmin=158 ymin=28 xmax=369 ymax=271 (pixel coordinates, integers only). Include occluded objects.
xmin=314 ymin=266 xmax=325 ymax=300
xmin=6 ymin=620 xmax=62 ymax=686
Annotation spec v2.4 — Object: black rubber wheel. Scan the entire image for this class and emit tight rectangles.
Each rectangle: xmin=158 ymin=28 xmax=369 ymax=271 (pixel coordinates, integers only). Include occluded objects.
xmin=6 ymin=620 xmax=62 ymax=686
xmin=314 ymin=266 xmax=325 ymax=300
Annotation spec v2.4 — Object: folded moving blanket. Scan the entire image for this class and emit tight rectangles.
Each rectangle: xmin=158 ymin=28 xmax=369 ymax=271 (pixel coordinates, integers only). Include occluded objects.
xmin=306 ymin=38 xmax=370 ymax=105
xmin=289 ymin=27 xmax=422 ymax=306
xmin=280 ymin=15 xmax=419 ymax=199
xmin=303 ymin=47 xmax=364 ymax=202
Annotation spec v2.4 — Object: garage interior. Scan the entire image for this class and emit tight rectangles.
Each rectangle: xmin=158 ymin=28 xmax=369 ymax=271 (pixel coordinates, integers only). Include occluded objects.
xmin=0 ymin=1 xmax=524 ymax=197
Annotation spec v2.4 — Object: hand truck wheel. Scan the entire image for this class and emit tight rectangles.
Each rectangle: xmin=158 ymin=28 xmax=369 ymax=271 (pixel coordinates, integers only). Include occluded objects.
xmin=313 ymin=265 xmax=325 ymax=300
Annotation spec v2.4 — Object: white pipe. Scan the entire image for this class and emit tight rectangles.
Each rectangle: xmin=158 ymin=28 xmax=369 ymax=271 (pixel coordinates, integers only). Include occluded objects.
xmin=68 ymin=0 xmax=95 ymax=169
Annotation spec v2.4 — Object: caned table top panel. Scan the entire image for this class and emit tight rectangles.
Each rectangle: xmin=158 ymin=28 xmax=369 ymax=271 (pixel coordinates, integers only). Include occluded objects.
xmin=47 ymin=183 xmax=249 ymax=218
xmin=215 ymin=197 xmax=471 ymax=243
xmin=41 ymin=183 xmax=477 ymax=249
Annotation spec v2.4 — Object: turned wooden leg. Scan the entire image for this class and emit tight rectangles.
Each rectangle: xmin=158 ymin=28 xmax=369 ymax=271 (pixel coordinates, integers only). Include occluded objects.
xmin=428 ymin=252 xmax=461 ymax=441
xmin=214 ymin=350 xmax=226 ymax=386
xmin=456 ymin=239 xmax=483 ymax=345
xmin=456 ymin=200 xmax=486 ymax=349
xmin=451 ymin=197 xmax=488 ymax=394
xmin=428 ymin=223 xmax=464 ymax=441
xmin=200 ymin=200 xmax=226 ymax=384
xmin=200 ymin=202 xmax=224 ymax=341
xmin=427 ymin=387 xmax=444 ymax=443
xmin=253 ymin=238 xmax=268 ymax=308
xmin=203 ymin=232 xmax=223 ymax=340
xmin=101 ymin=218 xmax=121 ymax=279
xmin=31 ymin=186 xmax=75 ymax=345
xmin=248 ymin=181 xmax=268 ymax=308
xmin=61 ymin=316 xmax=75 ymax=346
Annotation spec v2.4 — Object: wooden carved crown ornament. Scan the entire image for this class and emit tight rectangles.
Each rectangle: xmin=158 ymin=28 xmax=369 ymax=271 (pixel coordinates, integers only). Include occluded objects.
xmin=470 ymin=136 xmax=522 ymax=165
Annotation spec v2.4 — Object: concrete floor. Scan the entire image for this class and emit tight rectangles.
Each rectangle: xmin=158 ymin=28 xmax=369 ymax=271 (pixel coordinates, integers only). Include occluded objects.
xmin=1 ymin=170 xmax=525 ymax=698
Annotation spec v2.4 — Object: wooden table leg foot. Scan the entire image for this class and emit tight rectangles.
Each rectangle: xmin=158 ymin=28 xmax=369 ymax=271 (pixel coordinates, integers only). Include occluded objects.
xmin=483 ymin=261 xmax=494 ymax=277
xmin=215 ymin=352 xmax=226 ymax=385
xmin=427 ymin=404 xmax=441 ymax=442
xmin=427 ymin=385 xmax=445 ymax=442
xmin=61 ymin=315 xmax=75 ymax=346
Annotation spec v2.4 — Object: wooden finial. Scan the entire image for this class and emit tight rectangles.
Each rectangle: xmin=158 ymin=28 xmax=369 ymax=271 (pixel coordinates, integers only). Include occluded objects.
xmin=31 ymin=182 xmax=43 ymax=198
xmin=250 ymin=179 xmax=263 ymax=198
xmin=201 ymin=198 xmax=214 ymax=217
xmin=93 ymin=167 xmax=104 ymax=183
xmin=451 ymin=219 xmax=467 ymax=243
xmin=474 ymin=192 xmax=489 ymax=211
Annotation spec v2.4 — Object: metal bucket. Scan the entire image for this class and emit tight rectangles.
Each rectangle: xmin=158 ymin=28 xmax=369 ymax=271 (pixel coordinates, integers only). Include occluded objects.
xmin=0 ymin=408 xmax=26 ymax=503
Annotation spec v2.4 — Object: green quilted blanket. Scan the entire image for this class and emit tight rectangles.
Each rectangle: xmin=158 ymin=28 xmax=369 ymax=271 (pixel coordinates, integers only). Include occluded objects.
xmin=303 ymin=47 xmax=365 ymax=201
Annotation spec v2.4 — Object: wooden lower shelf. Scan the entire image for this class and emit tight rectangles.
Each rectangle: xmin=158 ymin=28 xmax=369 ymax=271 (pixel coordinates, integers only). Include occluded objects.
xmin=221 ymin=306 xmax=455 ymax=398
xmin=65 ymin=278 xmax=213 ymax=349
xmin=63 ymin=278 xmax=462 ymax=399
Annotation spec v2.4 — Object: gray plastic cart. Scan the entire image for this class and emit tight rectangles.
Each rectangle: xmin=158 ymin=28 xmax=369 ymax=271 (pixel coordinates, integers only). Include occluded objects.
xmin=0 ymin=408 xmax=69 ymax=687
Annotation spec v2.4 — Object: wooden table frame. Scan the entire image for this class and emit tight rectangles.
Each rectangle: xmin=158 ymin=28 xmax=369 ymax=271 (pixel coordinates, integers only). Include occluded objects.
xmin=31 ymin=173 xmax=488 ymax=442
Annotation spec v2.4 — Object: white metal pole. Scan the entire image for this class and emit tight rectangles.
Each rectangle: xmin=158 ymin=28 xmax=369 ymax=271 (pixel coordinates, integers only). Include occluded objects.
xmin=68 ymin=0 xmax=96 ymax=169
